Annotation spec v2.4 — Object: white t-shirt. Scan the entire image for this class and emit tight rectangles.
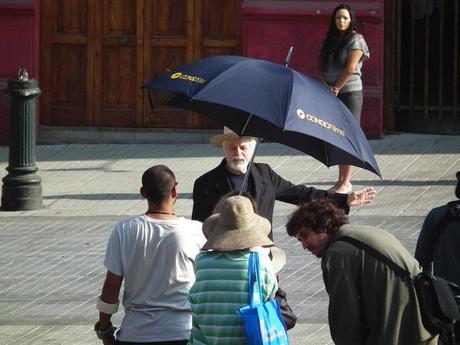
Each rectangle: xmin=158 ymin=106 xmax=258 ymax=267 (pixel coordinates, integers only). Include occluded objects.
xmin=104 ymin=215 xmax=206 ymax=342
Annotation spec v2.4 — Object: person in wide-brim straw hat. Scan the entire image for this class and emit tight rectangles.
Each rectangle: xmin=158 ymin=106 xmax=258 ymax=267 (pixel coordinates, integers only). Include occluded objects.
xmin=188 ymin=195 xmax=279 ymax=345
xmin=203 ymin=194 xmax=286 ymax=274
xmin=202 ymin=196 xmax=273 ymax=251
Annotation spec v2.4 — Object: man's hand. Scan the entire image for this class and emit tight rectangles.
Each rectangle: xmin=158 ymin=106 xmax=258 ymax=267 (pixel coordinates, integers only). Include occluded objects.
xmin=347 ymin=187 xmax=376 ymax=206
xmin=102 ymin=335 xmax=116 ymax=345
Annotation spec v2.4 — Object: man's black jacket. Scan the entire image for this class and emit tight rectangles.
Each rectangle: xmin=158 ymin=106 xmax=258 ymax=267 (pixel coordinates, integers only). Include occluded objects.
xmin=192 ymin=159 xmax=349 ymax=238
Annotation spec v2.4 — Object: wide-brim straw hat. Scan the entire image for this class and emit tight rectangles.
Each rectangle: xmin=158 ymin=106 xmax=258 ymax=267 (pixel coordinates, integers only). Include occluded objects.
xmin=209 ymin=126 xmax=257 ymax=147
xmin=249 ymin=246 xmax=286 ymax=275
xmin=202 ymin=195 xmax=273 ymax=251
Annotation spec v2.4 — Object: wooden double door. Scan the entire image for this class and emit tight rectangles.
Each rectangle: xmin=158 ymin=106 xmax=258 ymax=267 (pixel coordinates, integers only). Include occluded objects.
xmin=40 ymin=0 xmax=241 ymax=129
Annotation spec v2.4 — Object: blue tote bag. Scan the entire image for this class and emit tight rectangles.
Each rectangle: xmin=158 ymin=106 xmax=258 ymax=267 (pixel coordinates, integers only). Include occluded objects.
xmin=238 ymin=252 xmax=290 ymax=345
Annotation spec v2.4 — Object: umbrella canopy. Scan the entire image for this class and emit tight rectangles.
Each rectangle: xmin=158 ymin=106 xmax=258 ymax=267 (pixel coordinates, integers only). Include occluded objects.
xmin=144 ymin=55 xmax=381 ymax=177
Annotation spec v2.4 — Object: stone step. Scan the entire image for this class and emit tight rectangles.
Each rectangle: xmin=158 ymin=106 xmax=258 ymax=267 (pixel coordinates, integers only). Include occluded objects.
xmin=38 ymin=126 xmax=220 ymax=144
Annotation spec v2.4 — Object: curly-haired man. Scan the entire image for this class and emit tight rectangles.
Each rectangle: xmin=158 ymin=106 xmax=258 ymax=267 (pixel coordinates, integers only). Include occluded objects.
xmin=286 ymin=198 xmax=436 ymax=345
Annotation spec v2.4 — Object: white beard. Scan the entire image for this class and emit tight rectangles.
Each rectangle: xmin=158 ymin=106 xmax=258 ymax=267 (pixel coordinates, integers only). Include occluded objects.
xmin=222 ymin=138 xmax=256 ymax=175
xmin=227 ymin=159 xmax=248 ymax=174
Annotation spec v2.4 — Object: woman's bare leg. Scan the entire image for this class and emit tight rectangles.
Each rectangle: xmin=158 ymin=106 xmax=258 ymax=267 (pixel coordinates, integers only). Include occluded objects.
xmin=333 ymin=165 xmax=353 ymax=193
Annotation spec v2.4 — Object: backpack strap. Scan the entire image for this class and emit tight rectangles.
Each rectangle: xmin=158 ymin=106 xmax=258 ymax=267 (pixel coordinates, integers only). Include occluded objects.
xmin=336 ymin=236 xmax=412 ymax=283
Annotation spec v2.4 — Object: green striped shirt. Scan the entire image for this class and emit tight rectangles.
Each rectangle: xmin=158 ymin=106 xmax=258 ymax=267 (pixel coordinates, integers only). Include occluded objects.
xmin=188 ymin=251 xmax=278 ymax=345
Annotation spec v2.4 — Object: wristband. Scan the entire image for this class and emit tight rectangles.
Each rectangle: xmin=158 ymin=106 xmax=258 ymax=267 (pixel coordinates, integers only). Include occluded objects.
xmin=96 ymin=295 xmax=119 ymax=314
xmin=94 ymin=321 xmax=116 ymax=340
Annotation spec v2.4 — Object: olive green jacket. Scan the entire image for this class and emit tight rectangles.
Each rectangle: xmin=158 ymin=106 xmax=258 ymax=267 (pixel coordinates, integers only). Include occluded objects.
xmin=321 ymin=224 xmax=437 ymax=345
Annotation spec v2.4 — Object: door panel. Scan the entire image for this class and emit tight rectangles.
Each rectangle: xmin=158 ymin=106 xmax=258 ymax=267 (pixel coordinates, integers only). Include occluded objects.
xmin=152 ymin=0 xmax=188 ymax=36
xmin=98 ymin=46 xmax=138 ymax=126
xmin=101 ymin=0 xmax=136 ymax=34
xmin=41 ymin=0 xmax=94 ymax=126
xmin=195 ymin=0 xmax=242 ymax=128
xmin=94 ymin=0 xmax=143 ymax=127
xmin=145 ymin=0 xmax=242 ymax=129
xmin=49 ymin=45 xmax=86 ymax=125
xmin=203 ymin=0 xmax=241 ymax=39
xmin=41 ymin=0 xmax=242 ymax=130
xmin=144 ymin=0 xmax=195 ymax=128
xmin=53 ymin=0 xmax=87 ymax=34
xmin=147 ymin=46 xmax=190 ymax=127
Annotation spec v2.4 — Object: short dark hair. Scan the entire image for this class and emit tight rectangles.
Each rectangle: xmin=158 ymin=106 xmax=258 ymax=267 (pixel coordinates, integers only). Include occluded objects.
xmin=142 ymin=165 xmax=176 ymax=202
xmin=286 ymin=198 xmax=348 ymax=237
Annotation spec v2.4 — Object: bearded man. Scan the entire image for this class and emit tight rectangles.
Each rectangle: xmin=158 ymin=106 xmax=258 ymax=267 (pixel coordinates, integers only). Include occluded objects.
xmin=192 ymin=128 xmax=375 ymax=239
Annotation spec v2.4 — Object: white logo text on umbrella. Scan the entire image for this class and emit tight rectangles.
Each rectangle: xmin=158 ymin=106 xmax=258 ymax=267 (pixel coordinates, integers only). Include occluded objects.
xmin=297 ymin=108 xmax=345 ymax=137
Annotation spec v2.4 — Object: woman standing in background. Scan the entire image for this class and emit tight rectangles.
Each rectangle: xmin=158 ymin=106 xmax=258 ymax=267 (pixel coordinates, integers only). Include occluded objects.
xmin=319 ymin=3 xmax=369 ymax=194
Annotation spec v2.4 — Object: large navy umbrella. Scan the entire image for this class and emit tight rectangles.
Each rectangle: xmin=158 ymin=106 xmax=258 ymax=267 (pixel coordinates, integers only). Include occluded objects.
xmin=144 ymin=55 xmax=381 ymax=177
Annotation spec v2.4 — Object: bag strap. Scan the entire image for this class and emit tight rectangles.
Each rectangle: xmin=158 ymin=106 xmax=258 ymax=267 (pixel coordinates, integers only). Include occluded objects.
xmin=248 ymin=252 xmax=263 ymax=307
xmin=336 ymin=236 xmax=413 ymax=283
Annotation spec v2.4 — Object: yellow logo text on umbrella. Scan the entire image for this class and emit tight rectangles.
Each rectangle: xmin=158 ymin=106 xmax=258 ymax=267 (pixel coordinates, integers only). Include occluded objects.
xmin=170 ymin=72 xmax=205 ymax=84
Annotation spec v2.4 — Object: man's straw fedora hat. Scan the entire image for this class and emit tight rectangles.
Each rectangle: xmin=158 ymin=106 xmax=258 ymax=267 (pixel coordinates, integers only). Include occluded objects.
xmin=209 ymin=127 xmax=256 ymax=147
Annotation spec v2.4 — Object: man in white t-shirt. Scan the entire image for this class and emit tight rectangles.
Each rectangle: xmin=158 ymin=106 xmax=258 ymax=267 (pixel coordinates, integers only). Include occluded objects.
xmin=94 ymin=165 xmax=206 ymax=345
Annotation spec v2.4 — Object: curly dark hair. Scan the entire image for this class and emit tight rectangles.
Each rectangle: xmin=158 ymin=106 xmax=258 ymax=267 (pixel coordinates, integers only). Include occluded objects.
xmin=319 ymin=3 xmax=356 ymax=72
xmin=286 ymin=198 xmax=348 ymax=237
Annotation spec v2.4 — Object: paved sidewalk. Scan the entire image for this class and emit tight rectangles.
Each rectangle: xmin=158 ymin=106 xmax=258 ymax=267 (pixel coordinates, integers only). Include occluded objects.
xmin=0 ymin=133 xmax=459 ymax=345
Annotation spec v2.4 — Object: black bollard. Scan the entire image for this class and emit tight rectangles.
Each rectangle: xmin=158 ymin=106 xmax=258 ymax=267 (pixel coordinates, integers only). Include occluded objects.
xmin=1 ymin=69 xmax=42 ymax=210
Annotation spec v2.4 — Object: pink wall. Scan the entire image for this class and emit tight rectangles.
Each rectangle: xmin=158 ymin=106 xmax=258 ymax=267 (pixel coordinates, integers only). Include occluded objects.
xmin=242 ymin=0 xmax=384 ymax=138
xmin=0 ymin=0 xmax=40 ymax=145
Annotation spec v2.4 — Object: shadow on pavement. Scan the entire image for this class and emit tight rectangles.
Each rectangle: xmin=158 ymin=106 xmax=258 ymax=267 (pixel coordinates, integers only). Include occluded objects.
xmin=42 ymin=192 xmax=193 ymax=201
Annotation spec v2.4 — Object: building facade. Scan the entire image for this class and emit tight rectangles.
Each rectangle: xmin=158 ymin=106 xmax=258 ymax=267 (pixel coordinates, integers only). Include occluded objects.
xmin=1 ymin=0 xmax=459 ymax=145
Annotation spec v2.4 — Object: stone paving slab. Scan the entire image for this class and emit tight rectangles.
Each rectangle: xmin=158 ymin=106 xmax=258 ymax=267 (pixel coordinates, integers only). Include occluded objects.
xmin=0 ymin=214 xmax=427 ymax=345
xmin=0 ymin=134 xmax=459 ymax=219
xmin=0 ymin=133 xmax=459 ymax=344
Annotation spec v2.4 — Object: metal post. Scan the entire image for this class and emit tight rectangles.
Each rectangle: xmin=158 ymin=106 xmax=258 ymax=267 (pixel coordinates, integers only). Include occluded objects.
xmin=1 ymin=69 xmax=42 ymax=210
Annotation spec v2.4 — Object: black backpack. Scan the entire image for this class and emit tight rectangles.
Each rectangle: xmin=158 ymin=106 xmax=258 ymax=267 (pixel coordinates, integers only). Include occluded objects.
xmin=414 ymin=272 xmax=460 ymax=344
xmin=336 ymin=236 xmax=460 ymax=345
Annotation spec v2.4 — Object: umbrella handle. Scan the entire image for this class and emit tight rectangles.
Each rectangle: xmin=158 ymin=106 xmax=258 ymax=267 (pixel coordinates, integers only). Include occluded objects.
xmin=239 ymin=137 xmax=261 ymax=196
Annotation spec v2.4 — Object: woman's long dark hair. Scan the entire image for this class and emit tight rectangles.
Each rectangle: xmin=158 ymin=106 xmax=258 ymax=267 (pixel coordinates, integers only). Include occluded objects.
xmin=319 ymin=3 xmax=356 ymax=72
